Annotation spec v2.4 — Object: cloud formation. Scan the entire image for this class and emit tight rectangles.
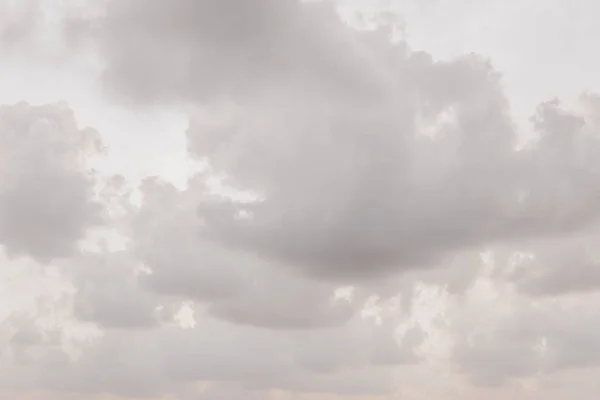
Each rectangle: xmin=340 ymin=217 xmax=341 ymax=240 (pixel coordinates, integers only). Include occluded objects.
xmin=3 ymin=0 xmax=600 ymax=399
xmin=0 ymin=102 xmax=104 ymax=261
xmin=0 ymin=0 xmax=41 ymax=49
xmin=85 ymin=0 xmax=600 ymax=283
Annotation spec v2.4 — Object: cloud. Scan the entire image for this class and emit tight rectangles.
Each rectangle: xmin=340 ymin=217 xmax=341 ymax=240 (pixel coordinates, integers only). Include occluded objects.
xmin=73 ymin=0 xmax=600 ymax=283
xmin=0 ymin=102 xmax=105 ymax=261
xmin=65 ymin=251 xmax=161 ymax=329
xmin=187 ymin=64 xmax=600 ymax=282
xmin=5 ymin=0 xmax=600 ymax=399
xmin=447 ymin=266 xmax=600 ymax=387
xmin=1 ymin=305 xmax=419 ymax=397
xmin=0 ymin=0 xmax=41 ymax=49
xmin=506 ymin=234 xmax=600 ymax=297
xmin=88 ymin=0 xmax=395 ymax=105
xmin=128 ymin=176 xmax=363 ymax=330
xmin=0 ymin=146 xmax=422 ymax=398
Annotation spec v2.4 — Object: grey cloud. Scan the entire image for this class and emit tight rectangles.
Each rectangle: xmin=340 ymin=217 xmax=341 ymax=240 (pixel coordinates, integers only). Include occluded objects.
xmin=1 ymin=312 xmax=414 ymax=397
xmin=189 ymin=77 xmax=600 ymax=280
xmin=493 ymin=230 xmax=600 ymax=297
xmin=129 ymin=176 xmax=366 ymax=330
xmin=207 ymin=265 xmax=358 ymax=330
xmin=511 ymin=249 xmax=600 ymax=297
xmin=65 ymin=251 xmax=161 ymax=329
xmin=541 ymin=309 xmax=600 ymax=373
xmin=371 ymin=323 xmax=424 ymax=366
xmin=9 ymin=0 xmax=600 ymax=397
xmin=8 ymin=320 xmax=44 ymax=348
xmin=131 ymin=177 xmax=252 ymax=302
xmin=0 ymin=312 xmax=69 ymax=375
xmin=0 ymin=0 xmax=41 ymax=49
xmin=520 ymin=260 xmax=600 ymax=297
xmin=0 ymin=102 xmax=104 ymax=261
xmin=451 ymin=289 xmax=600 ymax=386
xmin=185 ymin=384 xmax=269 ymax=400
xmin=91 ymin=0 xmax=393 ymax=105
xmin=453 ymin=320 xmax=543 ymax=386
xmin=69 ymin=0 xmax=600 ymax=283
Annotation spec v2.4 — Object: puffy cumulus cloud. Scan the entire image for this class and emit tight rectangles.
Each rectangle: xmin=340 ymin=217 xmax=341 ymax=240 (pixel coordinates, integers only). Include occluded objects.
xmin=0 ymin=137 xmax=424 ymax=399
xmin=6 ymin=0 xmax=600 ymax=399
xmin=0 ymin=102 xmax=104 ymax=261
xmin=187 ymin=65 xmax=600 ymax=282
xmin=75 ymin=0 xmax=600 ymax=282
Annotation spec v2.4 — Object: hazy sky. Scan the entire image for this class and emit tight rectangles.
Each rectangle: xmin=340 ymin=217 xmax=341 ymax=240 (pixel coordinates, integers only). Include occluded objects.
xmin=2 ymin=1 xmax=600 ymax=399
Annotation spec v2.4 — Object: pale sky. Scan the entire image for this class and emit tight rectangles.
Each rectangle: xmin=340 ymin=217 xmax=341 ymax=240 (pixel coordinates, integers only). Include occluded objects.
xmin=2 ymin=1 xmax=600 ymax=399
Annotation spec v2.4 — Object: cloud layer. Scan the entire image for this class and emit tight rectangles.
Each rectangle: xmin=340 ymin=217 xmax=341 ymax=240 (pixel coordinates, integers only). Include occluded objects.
xmin=3 ymin=0 xmax=600 ymax=399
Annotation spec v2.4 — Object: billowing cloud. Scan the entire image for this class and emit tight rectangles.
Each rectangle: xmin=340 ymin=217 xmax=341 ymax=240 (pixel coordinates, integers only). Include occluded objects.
xmin=186 ymin=61 xmax=600 ymax=282
xmin=128 ymin=176 xmax=363 ymax=329
xmin=77 ymin=0 xmax=600 ymax=283
xmin=4 ymin=0 xmax=600 ymax=399
xmin=0 ymin=102 xmax=104 ymax=261
xmin=91 ymin=0 xmax=396 ymax=105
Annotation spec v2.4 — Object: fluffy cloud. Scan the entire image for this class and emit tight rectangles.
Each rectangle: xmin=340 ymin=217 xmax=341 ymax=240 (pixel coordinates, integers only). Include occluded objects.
xmin=0 ymin=102 xmax=104 ymax=261
xmin=4 ymin=0 xmax=600 ymax=399
xmin=128 ymin=176 xmax=363 ymax=329
xmin=186 ymin=67 xmax=600 ymax=282
xmin=78 ymin=0 xmax=600 ymax=283
xmin=91 ymin=0 xmax=396 ymax=105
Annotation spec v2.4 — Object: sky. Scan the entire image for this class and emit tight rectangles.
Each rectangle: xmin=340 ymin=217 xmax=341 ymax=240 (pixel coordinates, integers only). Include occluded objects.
xmin=2 ymin=0 xmax=600 ymax=399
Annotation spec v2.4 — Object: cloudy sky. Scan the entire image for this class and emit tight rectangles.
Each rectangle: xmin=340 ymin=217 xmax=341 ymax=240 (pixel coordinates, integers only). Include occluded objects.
xmin=2 ymin=0 xmax=600 ymax=399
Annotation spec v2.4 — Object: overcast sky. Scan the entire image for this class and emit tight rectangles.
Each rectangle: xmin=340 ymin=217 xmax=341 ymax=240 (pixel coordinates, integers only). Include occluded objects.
xmin=2 ymin=0 xmax=600 ymax=399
